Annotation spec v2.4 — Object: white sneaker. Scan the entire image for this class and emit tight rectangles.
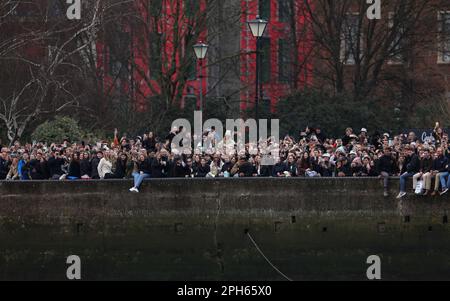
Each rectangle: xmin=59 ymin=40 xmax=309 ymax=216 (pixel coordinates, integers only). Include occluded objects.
xmin=129 ymin=187 xmax=137 ymax=192
xmin=441 ymin=188 xmax=449 ymax=195
xmin=396 ymin=192 xmax=406 ymax=199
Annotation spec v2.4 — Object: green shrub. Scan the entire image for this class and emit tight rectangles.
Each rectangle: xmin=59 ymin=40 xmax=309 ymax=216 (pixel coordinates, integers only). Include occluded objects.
xmin=31 ymin=116 xmax=83 ymax=143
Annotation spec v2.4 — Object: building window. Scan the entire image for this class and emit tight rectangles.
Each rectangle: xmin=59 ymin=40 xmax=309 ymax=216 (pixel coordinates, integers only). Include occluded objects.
xmin=340 ymin=13 xmax=360 ymax=65
xmin=278 ymin=39 xmax=292 ymax=82
xmin=185 ymin=34 xmax=197 ymax=81
xmin=109 ymin=31 xmax=130 ymax=78
xmin=259 ymin=0 xmax=270 ymax=20
xmin=185 ymin=0 xmax=199 ymax=18
xmin=149 ymin=32 xmax=162 ymax=79
xmin=49 ymin=0 xmax=64 ymax=17
xmin=14 ymin=2 xmax=39 ymax=17
xmin=260 ymin=37 xmax=271 ymax=83
xmin=149 ymin=0 xmax=162 ymax=17
xmin=388 ymin=12 xmax=406 ymax=65
xmin=278 ymin=0 xmax=291 ymax=23
xmin=438 ymin=11 xmax=450 ymax=64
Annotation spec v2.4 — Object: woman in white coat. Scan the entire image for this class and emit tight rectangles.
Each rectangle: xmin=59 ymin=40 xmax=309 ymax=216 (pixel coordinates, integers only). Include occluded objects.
xmin=97 ymin=151 xmax=113 ymax=179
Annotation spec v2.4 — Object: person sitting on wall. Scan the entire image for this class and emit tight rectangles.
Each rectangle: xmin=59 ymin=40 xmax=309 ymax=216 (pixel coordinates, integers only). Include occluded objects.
xmin=413 ymin=149 xmax=433 ymax=196
xmin=377 ymin=147 xmax=396 ymax=197
xmin=397 ymin=146 xmax=420 ymax=199
xmin=430 ymin=147 xmax=448 ymax=196
xmin=129 ymin=153 xmax=152 ymax=193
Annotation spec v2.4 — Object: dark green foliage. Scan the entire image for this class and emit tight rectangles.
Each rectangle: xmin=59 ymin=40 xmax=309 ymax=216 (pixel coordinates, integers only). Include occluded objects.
xmin=275 ymin=89 xmax=395 ymax=137
xmin=31 ymin=116 xmax=83 ymax=143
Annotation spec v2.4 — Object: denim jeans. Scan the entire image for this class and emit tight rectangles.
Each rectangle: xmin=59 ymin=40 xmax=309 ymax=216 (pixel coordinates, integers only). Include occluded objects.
xmin=400 ymin=172 xmax=414 ymax=193
xmin=132 ymin=172 xmax=150 ymax=189
xmin=440 ymin=171 xmax=450 ymax=189
xmin=380 ymin=171 xmax=389 ymax=189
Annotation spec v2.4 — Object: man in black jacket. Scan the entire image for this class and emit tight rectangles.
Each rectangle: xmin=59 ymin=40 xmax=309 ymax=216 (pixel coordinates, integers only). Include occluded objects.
xmin=377 ymin=147 xmax=396 ymax=197
xmin=272 ymin=157 xmax=288 ymax=177
xmin=397 ymin=146 xmax=420 ymax=198
xmin=336 ymin=157 xmax=352 ymax=177
xmin=90 ymin=151 xmax=103 ymax=179
xmin=29 ymin=153 xmax=48 ymax=180
xmin=342 ymin=128 xmax=356 ymax=147
xmin=172 ymin=157 xmax=188 ymax=178
xmin=185 ymin=157 xmax=195 ymax=178
xmin=430 ymin=147 xmax=448 ymax=195
xmin=195 ymin=158 xmax=211 ymax=177
xmin=151 ymin=153 xmax=168 ymax=178
xmin=235 ymin=156 xmax=256 ymax=177
xmin=0 ymin=148 xmax=11 ymax=180
xmin=314 ymin=127 xmax=326 ymax=144
xmin=220 ymin=156 xmax=234 ymax=176
xmin=47 ymin=151 xmax=65 ymax=180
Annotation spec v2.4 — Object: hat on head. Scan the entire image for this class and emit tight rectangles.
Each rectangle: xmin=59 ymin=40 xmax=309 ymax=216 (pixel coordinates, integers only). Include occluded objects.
xmin=383 ymin=133 xmax=390 ymax=138
xmin=361 ymin=128 xmax=367 ymax=133
xmin=336 ymin=146 xmax=346 ymax=154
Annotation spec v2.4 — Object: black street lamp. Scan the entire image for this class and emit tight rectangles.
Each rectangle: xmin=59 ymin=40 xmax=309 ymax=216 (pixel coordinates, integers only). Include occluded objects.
xmin=193 ymin=42 xmax=209 ymax=112
xmin=247 ymin=15 xmax=268 ymax=121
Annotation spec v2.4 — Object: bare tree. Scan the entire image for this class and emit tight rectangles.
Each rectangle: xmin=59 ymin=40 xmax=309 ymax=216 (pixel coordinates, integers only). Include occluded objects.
xmin=302 ymin=0 xmax=439 ymax=102
xmin=0 ymin=0 xmax=107 ymax=144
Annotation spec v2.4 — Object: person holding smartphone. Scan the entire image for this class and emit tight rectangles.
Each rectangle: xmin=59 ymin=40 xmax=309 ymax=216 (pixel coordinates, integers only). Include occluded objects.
xmin=433 ymin=121 xmax=444 ymax=146
xmin=129 ymin=153 xmax=152 ymax=193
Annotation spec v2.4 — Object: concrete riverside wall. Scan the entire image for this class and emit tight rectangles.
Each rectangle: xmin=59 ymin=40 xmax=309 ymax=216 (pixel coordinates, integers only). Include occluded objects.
xmin=0 ymin=178 xmax=449 ymax=280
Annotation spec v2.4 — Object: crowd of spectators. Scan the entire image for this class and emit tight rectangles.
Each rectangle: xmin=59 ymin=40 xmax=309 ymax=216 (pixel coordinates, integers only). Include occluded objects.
xmin=0 ymin=123 xmax=449 ymax=197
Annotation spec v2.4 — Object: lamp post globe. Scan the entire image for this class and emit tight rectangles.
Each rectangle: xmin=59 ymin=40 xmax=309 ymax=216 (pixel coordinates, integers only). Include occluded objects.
xmin=193 ymin=42 xmax=209 ymax=60
xmin=247 ymin=15 xmax=268 ymax=38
